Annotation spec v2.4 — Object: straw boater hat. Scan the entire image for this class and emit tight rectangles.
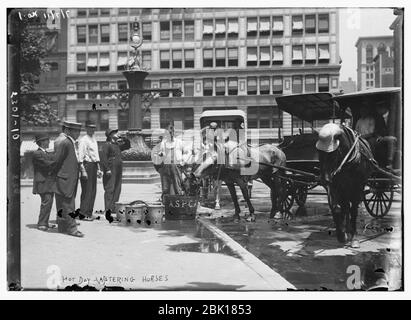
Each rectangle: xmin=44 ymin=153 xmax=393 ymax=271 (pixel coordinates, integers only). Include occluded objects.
xmin=85 ymin=120 xmax=97 ymax=129
xmin=315 ymin=123 xmax=341 ymax=153
xmin=105 ymin=128 xmax=118 ymax=138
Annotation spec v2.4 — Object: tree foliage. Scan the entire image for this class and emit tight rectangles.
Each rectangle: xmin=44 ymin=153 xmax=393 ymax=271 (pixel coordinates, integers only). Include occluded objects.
xmin=18 ymin=11 xmax=57 ymax=126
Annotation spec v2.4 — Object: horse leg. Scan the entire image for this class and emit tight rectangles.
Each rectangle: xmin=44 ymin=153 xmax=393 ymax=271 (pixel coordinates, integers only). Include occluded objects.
xmin=227 ymin=182 xmax=241 ymax=220
xmin=349 ymin=201 xmax=360 ymax=248
xmin=214 ymin=180 xmax=221 ymax=210
xmin=334 ymin=200 xmax=349 ymax=244
xmin=238 ymin=178 xmax=255 ymax=222
xmin=263 ymin=176 xmax=281 ymax=219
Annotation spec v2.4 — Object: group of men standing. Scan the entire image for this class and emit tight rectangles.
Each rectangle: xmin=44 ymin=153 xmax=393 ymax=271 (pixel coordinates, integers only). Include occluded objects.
xmin=31 ymin=120 xmax=130 ymax=237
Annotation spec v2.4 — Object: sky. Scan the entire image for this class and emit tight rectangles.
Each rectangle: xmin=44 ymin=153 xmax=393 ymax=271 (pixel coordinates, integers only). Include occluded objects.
xmin=339 ymin=7 xmax=396 ymax=82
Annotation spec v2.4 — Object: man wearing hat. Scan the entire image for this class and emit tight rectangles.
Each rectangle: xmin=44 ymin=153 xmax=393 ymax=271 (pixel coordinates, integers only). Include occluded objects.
xmin=32 ymin=133 xmax=57 ymax=231
xmin=100 ymin=128 xmax=131 ymax=221
xmin=53 ymin=121 xmax=84 ymax=237
xmin=78 ymin=121 xmax=103 ymax=221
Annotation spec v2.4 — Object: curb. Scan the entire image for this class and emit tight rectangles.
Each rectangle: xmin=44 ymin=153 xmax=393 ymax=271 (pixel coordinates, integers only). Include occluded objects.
xmin=197 ymin=218 xmax=296 ymax=291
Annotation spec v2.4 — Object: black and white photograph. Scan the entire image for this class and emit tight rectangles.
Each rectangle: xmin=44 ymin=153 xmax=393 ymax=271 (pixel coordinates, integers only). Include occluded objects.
xmin=5 ymin=2 xmax=405 ymax=295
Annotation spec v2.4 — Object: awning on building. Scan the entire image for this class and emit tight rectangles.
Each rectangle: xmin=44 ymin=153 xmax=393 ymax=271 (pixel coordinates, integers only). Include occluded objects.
xmin=99 ymin=55 xmax=110 ymax=67
xmin=215 ymin=22 xmax=226 ymax=33
xmin=87 ymin=56 xmax=98 ymax=67
xmin=117 ymin=54 xmax=128 ymax=66
xmin=227 ymin=21 xmax=238 ymax=33
xmin=273 ymin=20 xmax=284 ymax=31
xmin=273 ymin=47 xmax=283 ymax=61
xmin=292 ymin=47 xmax=303 ymax=60
xmin=260 ymin=20 xmax=270 ymax=31
xmin=306 ymin=46 xmax=317 ymax=60
xmin=319 ymin=46 xmax=330 ymax=59
xmin=247 ymin=21 xmax=257 ymax=31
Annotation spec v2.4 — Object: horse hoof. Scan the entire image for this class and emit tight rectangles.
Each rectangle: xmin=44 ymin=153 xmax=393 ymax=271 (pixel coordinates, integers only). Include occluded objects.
xmin=245 ymin=216 xmax=256 ymax=223
xmin=351 ymin=240 xmax=360 ymax=248
xmin=233 ymin=215 xmax=241 ymax=222
xmin=337 ymin=232 xmax=347 ymax=244
xmin=215 ymin=204 xmax=221 ymax=210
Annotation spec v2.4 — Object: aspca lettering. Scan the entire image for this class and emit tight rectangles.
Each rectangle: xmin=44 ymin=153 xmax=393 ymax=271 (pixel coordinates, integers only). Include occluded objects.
xmin=168 ymin=200 xmax=197 ymax=208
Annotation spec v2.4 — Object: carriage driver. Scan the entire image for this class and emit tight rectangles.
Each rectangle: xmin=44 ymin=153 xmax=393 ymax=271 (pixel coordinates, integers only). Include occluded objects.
xmin=355 ymin=104 xmax=396 ymax=169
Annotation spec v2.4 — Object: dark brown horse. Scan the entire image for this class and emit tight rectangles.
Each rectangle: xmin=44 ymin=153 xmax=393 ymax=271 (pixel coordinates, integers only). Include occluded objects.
xmin=316 ymin=123 xmax=375 ymax=248
xmin=193 ymin=141 xmax=286 ymax=221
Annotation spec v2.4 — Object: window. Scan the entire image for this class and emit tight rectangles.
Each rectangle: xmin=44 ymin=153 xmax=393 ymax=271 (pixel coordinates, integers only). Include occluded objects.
xmin=247 ymin=18 xmax=257 ymax=37
xmin=305 ymin=75 xmax=316 ymax=92
xmin=100 ymin=81 xmax=110 ymax=98
xmin=160 ymin=21 xmax=170 ymax=40
xmin=184 ymin=79 xmax=194 ymax=96
xmin=292 ymin=15 xmax=303 ymax=35
xmin=118 ymin=80 xmax=127 ymax=90
xmin=305 ymin=15 xmax=316 ymax=34
xmin=88 ymin=82 xmax=99 ymax=99
xmin=228 ymin=78 xmax=238 ymax=95
xmin=215 ymin=78 xmax=226 ymax=96
xmin=203 ymin=49 xmax=213 ymax=67
xmin=260 ymin=77 xmax=270 ymax=95
xmin=88 ymin=25 xmax=98 ymax=44
xmin=259 ymin=47 xmax=270 ymax=66
xmin=247 ymin=47 xmax=258 ymax=67
xmin=272 ymin=46 xmax=283 ymax=65
xmin=172 ymin=21 xmax=182 ymax=41
xmin=160 ymin=50 xmax=170 ymax=69
xmin=159 ymin=80 xmax=170 ymax=97
xmin=100 ymin=9 xmax=110 ymax=16
xmin=77 ymin=9 xmax=87 ymax=17
xmin=87 ymin=53 xmax=98 ymax=72
xmin=118 ymin=110 xmax=129 ymax=131
xmin=366 ymin=45 xmax=374 ymax=64
xmin=318 ymin=75 xmax=329 ymax=92
xmin=160 ymin=108 xmax=194 ymax=130
xmin=172 ymin=50 xmax=182 ymax=68
xmin=318 ymin=14 xmax=329 ymax=33
xmin=318 ymin=44 xmax=330 ymax=63
xmin=292 ymin=46 xmax=303 ymax=64
xmin=77 ymin=82 xmax=86 ymax=99
xmin=228 ymin=48 xmax=238 ymax=67
xmin=305 ymin=45 xmax=317 ymax=64
xmin=184 ymin=20 xmax=194 ymax=40
xmin=99 ymin=53 xmax=110 ymax=72
xmin=272 ymin=76 xmax=283 ymax=94
xmin=77 ymin=53 xmax=86 ymax=72
xmin=292 ymin=76 xmax=303 ymax=93
xmin=259 ymin=17 xmax=270 ymax=37
xmin=89 ymin=9 xmax=98 ymax=16
xmin=172 ymin=79 xmax=182 ymax=97
xmin=215 ymin=48 xmax=226 ymax=67
xmin=100 ymin=25 xmax=110 ymax=43
xmin=142 ymin=22 xmax=152 ymax=41
xmin=272 ymin=16 xmax=283 ymax=36
xmin=203 ymin=20 xmax=213 ymax=40
xmin=118 ymin=8 xmax=128 ymax=15
xmin=184 ymin=50 xmax=194 ymax=68
xmin=247 ymin=77 xmax=257 ymax=95
xmin=142 ymin=51 xmax=151 ymax=69
xmin=248 ymin=106 xmax=280 ymax=129
xmin=203 ymin=79 xmax=213 ymax=96
xmin=77 ymin=110 xmax=109 ymax=131
xmin=118 ymin=24 xmax=128 ymax=42
xmin=143 ymin=80 xmax=151 ymax=89
xmin=77 ymin=26 xmax=86 ymax=43
xmin=117 ymin=52 xmax=128 ymax=71
xmin=215 ymin=19 xmax=226 ymax=39
xmin=227 ymin=19 xmax=238 ymax=38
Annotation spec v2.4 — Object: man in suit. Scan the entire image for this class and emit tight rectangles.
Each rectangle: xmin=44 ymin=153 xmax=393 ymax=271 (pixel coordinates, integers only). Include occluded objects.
xmin=32 ymin=133 xmax=57 ymax=231
xmin=100 ymin=128 xmax=130 ymax=221
xmin=53 ymin=121 xmax=84 ymax=237
xmin=78 ymin=121 xmax=102 ymax=221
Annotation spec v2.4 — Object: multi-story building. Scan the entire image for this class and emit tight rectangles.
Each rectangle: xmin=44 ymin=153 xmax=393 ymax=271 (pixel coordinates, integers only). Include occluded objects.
xmin=339 ymin=77 xmax=356 ymax=93
xmin=373 ymin=45 xmax=394 ymax=88
xmin=355 ymin=35 xmax=393 ymax=91
xmin=66 ymin=8 xmax=341 ymax=142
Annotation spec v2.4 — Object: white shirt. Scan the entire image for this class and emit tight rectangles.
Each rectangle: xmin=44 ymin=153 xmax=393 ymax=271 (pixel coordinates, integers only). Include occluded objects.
xmin=159 ymin=137 xmax=188 ymax=165
xmin=78 ymin=134 xmax=100 ymax=163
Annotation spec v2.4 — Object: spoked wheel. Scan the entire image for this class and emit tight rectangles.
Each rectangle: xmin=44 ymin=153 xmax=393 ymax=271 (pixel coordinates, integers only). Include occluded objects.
xmin=363 ymin=181 xmax=394 ymax=218
xmin=280 ymin=180 xmax=295 ymax=212
xmin=295 ymin=186 xmax=308 ymax=207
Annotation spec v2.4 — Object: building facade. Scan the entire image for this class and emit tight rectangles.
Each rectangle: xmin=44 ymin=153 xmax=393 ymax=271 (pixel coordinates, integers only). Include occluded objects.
xmin=355 ymin=35 xmax=393 ymax=91
xmin=65 ymin=8 xmax=341 ymax=142
xmin=373 ymin=46 xmax=394 ymax=88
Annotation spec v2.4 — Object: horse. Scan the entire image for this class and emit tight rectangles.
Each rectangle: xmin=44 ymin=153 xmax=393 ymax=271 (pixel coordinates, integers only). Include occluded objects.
xmin=316 ymin=123 xmax=375 ymax=248
xmin=193 ymin=140 xmax=287 ymax=222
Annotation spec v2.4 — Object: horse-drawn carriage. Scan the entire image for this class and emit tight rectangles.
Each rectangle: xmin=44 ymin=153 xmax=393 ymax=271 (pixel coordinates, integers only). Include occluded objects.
xmin=275 ymin=87 xmax=402 ymax=219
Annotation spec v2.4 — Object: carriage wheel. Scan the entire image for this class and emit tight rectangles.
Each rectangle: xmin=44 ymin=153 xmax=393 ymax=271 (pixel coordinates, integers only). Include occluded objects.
xmin=295 ymin=186 xmax=308 ymax=207
xmin=280 ymin=180 xmax=295 ymax=212
xmin=363 ymin=181 xmax=394 ymax=218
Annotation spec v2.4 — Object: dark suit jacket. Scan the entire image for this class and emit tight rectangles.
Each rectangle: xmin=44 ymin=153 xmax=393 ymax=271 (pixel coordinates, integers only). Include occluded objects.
xmin=374 ymin=113 xmax=388 ymax=137
xmin=53 ymin=136 xmax=79 ymax=198
xmin=32 ymin=149 xmax=56 ymax=194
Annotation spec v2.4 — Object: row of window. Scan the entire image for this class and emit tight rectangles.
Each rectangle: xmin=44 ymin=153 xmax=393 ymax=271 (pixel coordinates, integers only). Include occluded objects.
xmin=77 ymin=8 xmax=149 ymax=17
xmin=75 ymin=14 xmax=331 ymax=45
xmin=75 ymin=44 xmax=331 ymax=73
xmin=72 ymin=74 xmax=331 ymax=101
